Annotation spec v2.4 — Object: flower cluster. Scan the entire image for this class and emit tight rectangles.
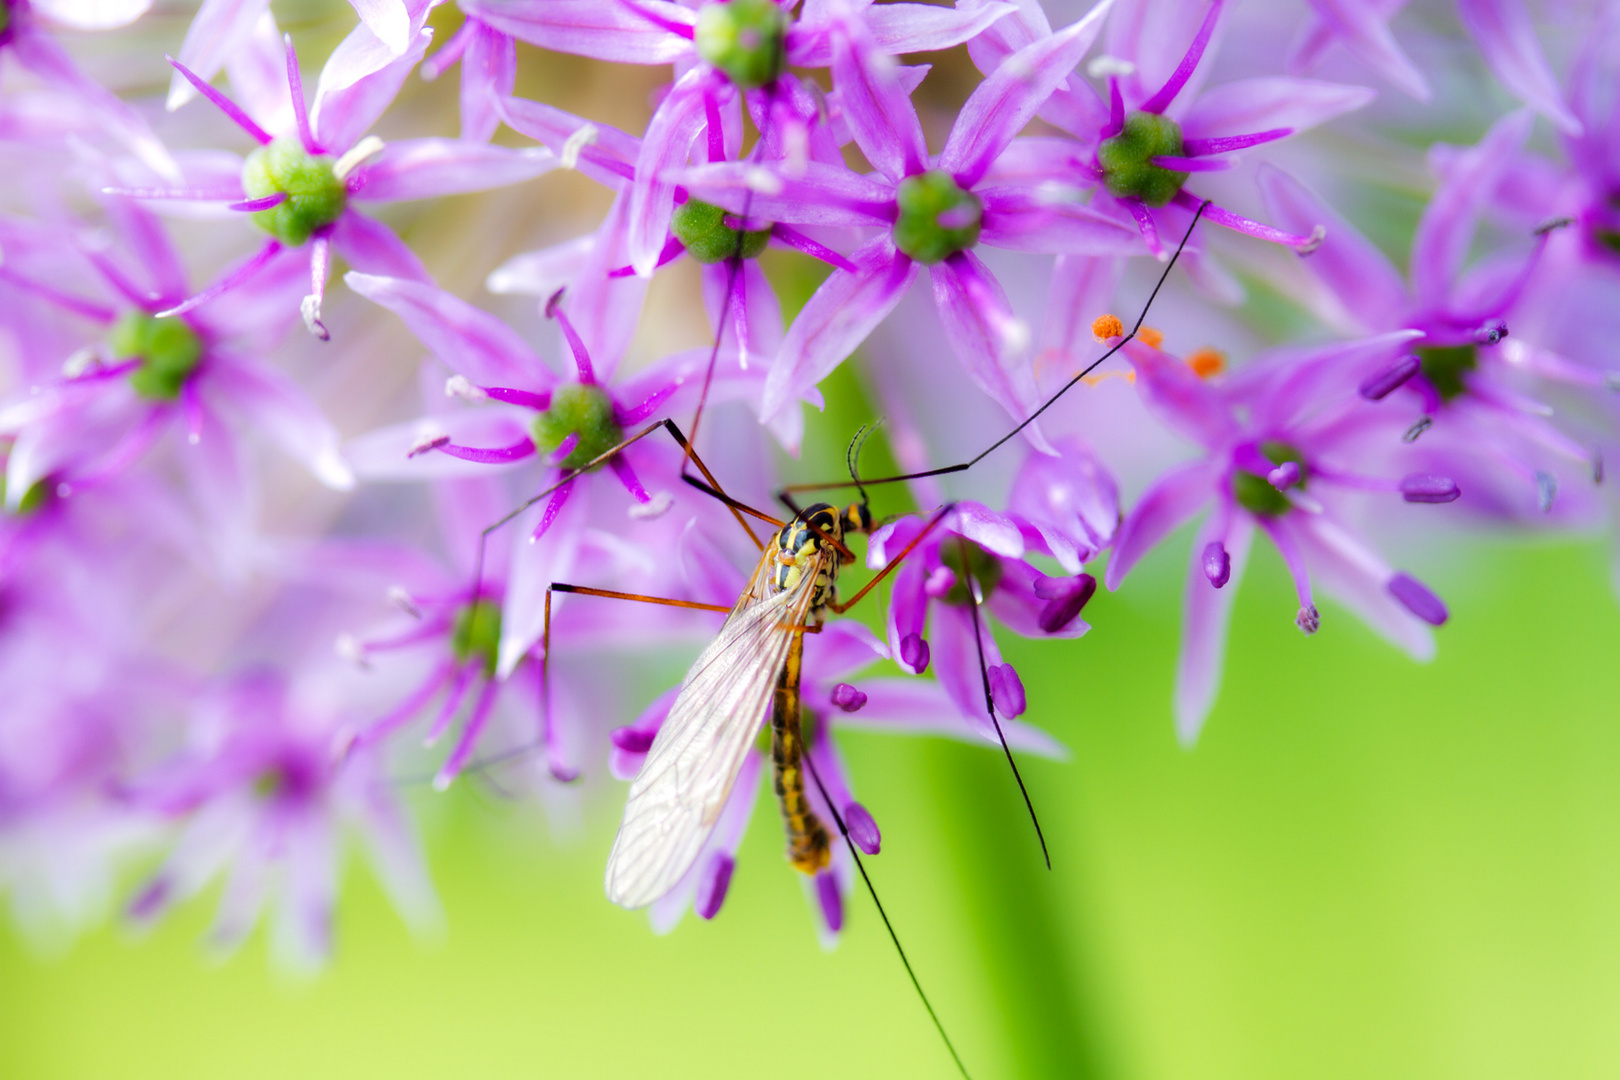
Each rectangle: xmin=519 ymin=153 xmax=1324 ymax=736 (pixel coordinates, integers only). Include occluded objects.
xmin=0 ymin=0 xmax=1611 ymax=964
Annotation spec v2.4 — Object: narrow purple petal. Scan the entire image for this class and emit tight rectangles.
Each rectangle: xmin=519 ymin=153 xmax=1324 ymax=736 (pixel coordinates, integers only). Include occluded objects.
xmin=939 ymin=0 xmax=1114 ymax=187
xmin=462 ymin=0 xmax=694 ymax=63
xmin=165 ymin=53 xmax=273 ymax=143
xmin=228 ymin=191 xmax=288 ymax=212
xmin=349 ymin=138 xmax=557 ymax=202
xmin=1138 ymin=0 xmax=1223 ymax=115
xmin=344 ymin=272 xmax=543 ymax=387
xmin=1106 ymin=458 xmax=1219 ymax=588
xmin=1456 ymin=0 xmax=1582 ymax=135
xmin=283 ymin=33 xmax=319 ymax=152
xmin=769 ymin=224 xmax=857 ymax=273
xmin=329 ymin=211 xmax=431 ymax=281
xmin=166 ymin=0 xmax=272 ymax=111
xmin=1150 ymin=155 xmax=1235 ymax=172
xmin=829 ymin=18 xmax=928 ymax=183
xmin=1174 ymin=190 xmax=1321 ymax=250
xmin=628 ymin=69 xmax=711 ymax=275
xmin=1175 ymin=513 xmax=1251 ymax=743
xmin=156 ymin=239 xmax=283 ymax=318
xmin=433 ymin=438 xmax=538 ymax=464
xmin=1180 ymin=78 xmax=1374 ymax=142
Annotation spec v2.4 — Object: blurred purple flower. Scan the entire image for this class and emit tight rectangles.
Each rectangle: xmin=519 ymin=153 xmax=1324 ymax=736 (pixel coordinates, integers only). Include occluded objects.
xmin=1259 ymin=109 xmax=1601 ymax=515
xmin=1104 ymin=331 xmax=1454 ymax=743
xmin=122 ymin=669 xmax=440 ymax=971
xmin=108 ymin=18 xmax=554 ymax=337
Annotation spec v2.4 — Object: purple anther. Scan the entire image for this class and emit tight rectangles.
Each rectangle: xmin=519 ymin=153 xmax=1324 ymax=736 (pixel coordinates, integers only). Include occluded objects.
xmin=830 ymin=683 xmax=868 ymax=713
xmin=1295 ymin=604 xmax=1320 ymax=634
xmin=610 ymin=726 xmax=655 ymax=754
xmin=923 ymin=566 xmax=955 ymax=598
xmin=1388 ymin=572 xmax=1447 ymax=625
xmin=1037 ymin=574 xmax=1096 ymax=633
xmin=1400 ymin=474 xmax=1461 ymax=503
xmin=695 ymin=852 xmax=735 ymax=920
xmin=549 ymin=763 xmax=580 ymax=783
xmin=1359 ymin=355 xmax=1420 ymax=401
xmin=1199 ymin=541 xmax=1230 ymax=588
xmin=126 ymin=878 xmax=170 ymax=921
xmin=987 ymin=663 xmax=1027 ymax=718
xmin=816 ymin=872 xmax=843 ymax=933
xmin=1473 ymin=319 xmax=1509 ymax=346
xmin=843 ymin=801 xmax=881 ymax=855
xmin=1268 ymin=461 xmax=1301 ymax=489
xmin=899 ymin=632 xmax=931 ymax=674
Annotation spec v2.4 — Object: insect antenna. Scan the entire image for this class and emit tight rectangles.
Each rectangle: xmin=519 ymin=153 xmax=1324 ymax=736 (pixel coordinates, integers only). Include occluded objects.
xmin=955 ymin=535 xmax=1050 ymax=871
xmin=803 ymin=750 xmax=974 ymax=1080
xmin=846 ymin=421 xmax=880 ymax=511
xmin=782 ymin=200 xmax=1212 ymax=495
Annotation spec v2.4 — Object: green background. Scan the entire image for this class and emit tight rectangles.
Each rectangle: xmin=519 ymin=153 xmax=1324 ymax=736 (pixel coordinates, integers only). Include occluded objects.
xmin=5 ymin=534 xmax=1619 ymax=1079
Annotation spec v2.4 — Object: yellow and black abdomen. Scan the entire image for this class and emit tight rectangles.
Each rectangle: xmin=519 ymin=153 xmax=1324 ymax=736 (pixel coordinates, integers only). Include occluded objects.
xmin=770 ymin=632 xmax=829 ymax=874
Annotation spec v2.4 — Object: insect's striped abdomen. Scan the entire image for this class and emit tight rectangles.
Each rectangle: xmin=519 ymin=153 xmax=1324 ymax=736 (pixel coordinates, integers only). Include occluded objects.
xmin=771 ymin=632 xmax=829 ymax=874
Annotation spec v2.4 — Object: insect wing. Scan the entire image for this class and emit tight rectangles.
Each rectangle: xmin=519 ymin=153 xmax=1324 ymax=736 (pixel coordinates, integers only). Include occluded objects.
xmin=604 ymin=551 xmax=824 ymax=909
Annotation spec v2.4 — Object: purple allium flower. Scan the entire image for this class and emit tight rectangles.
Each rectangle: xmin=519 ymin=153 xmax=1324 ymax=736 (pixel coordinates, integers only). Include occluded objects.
xmin=676 ymin=0 xmax=1138 ymax=444
xmin=868 ymin=439 xmax=1116 ymax=723
xmin=1259 ymin=109 xmax=1602 ymax=515
xmin=0 ymin=0 xmax=175 ymax=178
xmin=122 ymin=668 xmax=440 ymax=971
xmin=0 ymin=201 xmax=354 ymax=537
xmin=492 ymin=92 xmax=853 ymax=425
xmin=1285 ymin=0 xmax=1580 ymax=134
xmin=109 ymin=17 xmax=555 ymax=337
xmin=451 ymin=0 xmax=1011 ymax=270
xmin=608 ymin=618 xmax=1064 ymax=938
xmin=341 ymin=274 xmax=771 ymax=675
xmin=1104 ymin=330 xmax=1454 ymax=743
xmin=964 ymin=0 xmax=1369 ymax=260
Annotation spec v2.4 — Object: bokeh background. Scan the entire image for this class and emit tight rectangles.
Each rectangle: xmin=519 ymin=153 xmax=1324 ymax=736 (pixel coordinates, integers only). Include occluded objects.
xmin=6 ymin=1 xmax=1619 ymax=1077
xmin=7 ymin=535 xmax=1620 ymax=1080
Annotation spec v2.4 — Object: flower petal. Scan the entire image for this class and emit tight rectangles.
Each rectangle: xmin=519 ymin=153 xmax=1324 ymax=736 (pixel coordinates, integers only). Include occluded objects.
xmin=343 ymin=407 xmax=537 ymax=480
xmin=165 ymin=0 xmax=271 ymax=111
xmin=940 ymin=0 xmax=1115 ymax=187
xmin=207 ymin=359 xmax=353 ymax=489
xmin=311 ymin=24 xmax=432 ymax=151
xmin=840 ymin=677 xmax=1067 ymax=758
xmin=1456 ymin=0 xmax=1581 ymax=135
xmin=1106 ymin=457 xmax=1219 ymax=588
xmin=977 ymin=186 xmax=1142 ymax=253
xmin=350 ymin=138 xmax=556 ymax=201
xmin=628 ymin=69 xmax=711 ymax=276
xmin=462 ymin=0 xmax=695 ymax=63
xmin=1174 ymin=512 xmax=1251 ymax=744
xmin=329 ymin=211 xmax=431 ymax=281
xmin=345 ymin=272 xmax=544 ymax=387
xmin=1180 ymin=76 xmax=1374 ymax=141
xmin=828 ymin=15 xmax=928 ymax=183
xmin=929 ymin=251 xmax=1053 ymax=454
xmin=762 ymin=235 xmax=918 ymax=422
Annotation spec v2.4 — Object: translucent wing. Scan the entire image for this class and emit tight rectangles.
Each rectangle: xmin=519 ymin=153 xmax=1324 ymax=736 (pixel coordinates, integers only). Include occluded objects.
xmin=604 ymin=550 xmax=824 ymax=909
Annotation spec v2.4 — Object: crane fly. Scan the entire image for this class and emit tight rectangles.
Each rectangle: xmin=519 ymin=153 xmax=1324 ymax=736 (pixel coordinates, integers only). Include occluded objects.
xmin=603 ymin=498 xmax=877 ymax=907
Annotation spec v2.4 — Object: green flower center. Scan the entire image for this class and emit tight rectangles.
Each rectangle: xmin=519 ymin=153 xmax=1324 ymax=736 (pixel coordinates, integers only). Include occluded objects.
xmin=110 ymin=311 xmax=205 ymax=401
xmin=450 ymin=599 xmax=503 ymax=677
xmin=892 ymin=171 xmax=983 ymax=265
xmin=695 ymin=0 xmax=788 ymax=90
xmin=672 ymin=199 xmax=772 ymax=264
xmin=1231 ymin=441 xmax=1308 ymax=517
xmin=1098 ymin=112 xmax=1190 ymax=208
xmin=1417 ymin=345 xmax=1478 ymax=403
xmin=2 ymin=475 xmax=50 ymax=516
xmin=939 ymin=539 xmax=1003 ymax=606
xmin=531 ymin=383 xmax=623 ymax=473
xmin=240 ymin=137 xmax=348 ymax=247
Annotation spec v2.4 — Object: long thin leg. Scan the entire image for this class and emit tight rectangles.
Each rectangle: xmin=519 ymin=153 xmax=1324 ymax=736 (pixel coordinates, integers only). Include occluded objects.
xmin=781 ymin=201 xmax=1212 ymax=495
xmin=803 ymin=751 xmax=973 ymax=1080
xmin=956 ymin=535 xmax=1050 ymax=871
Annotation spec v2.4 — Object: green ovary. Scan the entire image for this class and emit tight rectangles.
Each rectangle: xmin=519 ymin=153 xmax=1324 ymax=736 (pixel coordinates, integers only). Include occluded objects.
xmin=695 ymin=0 xmax=787 ymax=90
xmin=110 ymin=311 xmax=205 ymax=401
xmin=1417 ymin=345 xmax=1478 ymax=403
xmin=892 ymin=171 xmax=983 ymax=265
xmin=672 ymin=199 xmax=772 ymax=264
xmin=451 ymin=599 xmax=503 ymax=677
xmin=531 ymin=384 xmax=623 ymax=473
xmin=1231 ymin=441 xmax=1308 ymax=517
xmin=240 ymin=137 xmax=348 ymax=247
xmin=939 ymin=540 xmax=1004 ymax=606
xmin=1098 ymin=112 xmax=1191 ymax=208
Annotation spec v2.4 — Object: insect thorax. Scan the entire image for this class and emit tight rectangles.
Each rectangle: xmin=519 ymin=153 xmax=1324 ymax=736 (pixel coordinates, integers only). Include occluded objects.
xmin=770 ymin=501 xmax=873 ymax=621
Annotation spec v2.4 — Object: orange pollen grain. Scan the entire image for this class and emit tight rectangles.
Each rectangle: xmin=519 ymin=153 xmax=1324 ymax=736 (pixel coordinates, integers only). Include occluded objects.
xmin=1136 ymin=325 xmax=1164 ymax=348
xmin=1187 ymin=347 xmax=1226 ymax=379
xmin=1090 ymin=314 xmax=1124 ymax=341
